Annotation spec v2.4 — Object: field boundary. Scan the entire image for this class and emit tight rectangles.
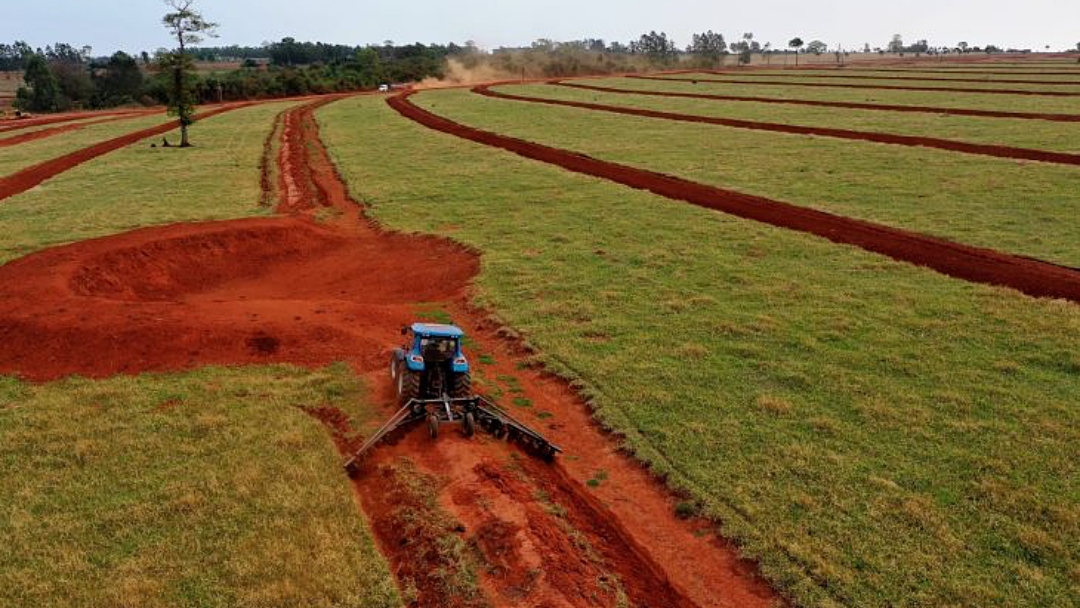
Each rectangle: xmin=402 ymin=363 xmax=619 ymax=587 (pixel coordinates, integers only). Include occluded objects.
xmin=477 ymin=85 xmax=1080 ymax=165
xmin=390 ymin=90 xmax=1080 ymax=302
xmin=554 ymin=81 xmax=1080 ymax=122
xmin=631 ymin=74 xmax=1080 ymax=97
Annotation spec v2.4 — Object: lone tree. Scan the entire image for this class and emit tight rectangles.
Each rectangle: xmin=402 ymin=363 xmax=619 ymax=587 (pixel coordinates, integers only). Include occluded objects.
xmin=788 ymin=37 xmax=804 ymax=66
xmin=160 ymin=0 xmax=217 ymax=147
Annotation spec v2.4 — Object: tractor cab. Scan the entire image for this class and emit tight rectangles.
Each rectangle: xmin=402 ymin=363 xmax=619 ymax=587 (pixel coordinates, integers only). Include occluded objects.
xmin=392 ymin=324 xmax=471 ymax=404
xmin=401 ymin=323 xmax=468 ymax=375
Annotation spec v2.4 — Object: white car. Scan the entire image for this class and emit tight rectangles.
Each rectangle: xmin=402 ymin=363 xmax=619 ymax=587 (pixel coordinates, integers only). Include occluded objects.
xmin=378 ymin=84 xmax=390 ymax=93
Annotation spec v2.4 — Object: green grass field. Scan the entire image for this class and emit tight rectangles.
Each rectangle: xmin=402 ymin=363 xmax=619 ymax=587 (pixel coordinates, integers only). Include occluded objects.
xmin=0 ymin=99 xmax=403 ymax=607
xmin=412 ymin=88 xmax=1080 ymax=267
xmin=506 ymin=82 xmax=1080 ymax=152
xmin=667 ymin=72 xmax=1080 ymax=92
xmin=0 ymin=102 xmax=295 ymax=264
xmin=319 ymin=95 xmax=1080 ymax=608
xmin=744 ymin=69 xmax=1080 ymax=82
xmin=0 ymin=112 xmax=174 ymax=177
xmin=0 ymin=366 xmax=399 ymax=608
xmin=596 ymin=76 xmax=1080 ymax=115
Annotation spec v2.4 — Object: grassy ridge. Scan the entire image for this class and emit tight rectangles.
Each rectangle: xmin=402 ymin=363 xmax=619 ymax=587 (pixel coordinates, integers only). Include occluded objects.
xmin=0 ymin=102 xmax=293 ymax=265
xmin=508 ymin=83 xmax=1080 ymax=153
xmin=319 ymin=95 xmax=1080 ymax=608
xmin=413 ymin=88 xmax=1080 ymax=267
xmin=667 ymin=72 xmax=1080 ymax=92
xmin=600 ymin=76 xmax=1080 ymax=114
xmin=0 ymin=366 xmax=400 ymax=608
xmin=0 ymin=113 xmax=173 ymax=177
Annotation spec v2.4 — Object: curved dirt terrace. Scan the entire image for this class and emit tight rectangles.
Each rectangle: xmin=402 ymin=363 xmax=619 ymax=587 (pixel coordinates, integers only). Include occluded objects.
xmin=478 ymin=84 xmax=1080 ymax=166
xmin=390 ymin=90 xmax=1080 ymax=303
xmin=0 ymin=102 xmax=259 ymax=202
xmin=631 ymin=74 xmax=1080 ymax=97
xmin=0 ymin=96 xmax=783 ymax=607
xmin=555 ymin=80 xmax=1080 ymax=122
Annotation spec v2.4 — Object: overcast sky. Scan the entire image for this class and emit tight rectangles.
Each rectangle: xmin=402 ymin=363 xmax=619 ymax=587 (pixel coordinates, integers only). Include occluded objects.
xmin=4 ymin=0 xmax=1079 ymax=55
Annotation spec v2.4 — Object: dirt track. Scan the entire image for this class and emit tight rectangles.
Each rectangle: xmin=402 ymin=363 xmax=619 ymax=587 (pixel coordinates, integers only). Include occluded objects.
xmin=390 ymin=90 xmax=1080 ymax=303
xmin=0 ymin=103 xmax=256 ymax=201
xmin=555 ymin=80 xmax=1080 ymax=122
xmin=0 ymin=96 xmax=781 ymax=607
xmin=632 ymin=74 xmax=1080 ymax=97
xmin=476 ymin=85 xmax=1080 ymax=165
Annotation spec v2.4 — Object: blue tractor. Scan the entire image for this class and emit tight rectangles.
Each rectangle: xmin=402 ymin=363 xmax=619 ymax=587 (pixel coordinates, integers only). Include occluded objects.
xmin=344 ymin=323 xmax=561 ymax=472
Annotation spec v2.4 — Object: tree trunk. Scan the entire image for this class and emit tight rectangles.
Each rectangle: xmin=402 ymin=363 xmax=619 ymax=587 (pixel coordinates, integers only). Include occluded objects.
xmin=177 ymin=34 xmax=191 ymax=148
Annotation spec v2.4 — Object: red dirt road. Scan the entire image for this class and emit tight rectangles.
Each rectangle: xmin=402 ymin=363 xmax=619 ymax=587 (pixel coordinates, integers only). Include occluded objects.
xmin=0 ymin=103 xmax=256 ymax=201
xmin=390 ymin=90 xmax=1080 ymax=303
xmin=632 ymin=74 xmax=1080 ymax=97
xmin=0 ymin=96 xmax=782 ymax=607
xmin=476 ymin=85 xmax=1080 ymax=166
xmin=841 ymin=67 xmax=1080 ymax=77
xmin=556 ymin=80 xmax=1080 ymax=122
xmin=0 ymin=108 xmax=156 ymax=133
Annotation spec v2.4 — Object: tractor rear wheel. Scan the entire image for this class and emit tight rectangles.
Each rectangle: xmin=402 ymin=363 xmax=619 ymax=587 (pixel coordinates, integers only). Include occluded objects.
xmin=452 ymin=372 xmax=472 ymax=398
xmin=397 ymin=365 xmax=420 ymax=405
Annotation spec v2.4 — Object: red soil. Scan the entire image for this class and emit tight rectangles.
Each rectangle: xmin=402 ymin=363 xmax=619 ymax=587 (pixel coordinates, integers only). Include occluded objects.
xmin=703 ymin=70 xmax=1080 ymax=86
xmin=632 ymin=74 xmax=1080 ymax=97
xmin=0 ymin=102 xmax=256 ymax=202
xmin=389 ymin=90 xmax=1080 ymax=303
xmin=0 ymin=112 xmax=162 ymax=148
xmin=555 ymin=80 xmax=1080 ymax=122
xmin=476 ymin=85 xmax=1080 ymax=166
xmin=0 ymin=95 xmax=783 ymax=607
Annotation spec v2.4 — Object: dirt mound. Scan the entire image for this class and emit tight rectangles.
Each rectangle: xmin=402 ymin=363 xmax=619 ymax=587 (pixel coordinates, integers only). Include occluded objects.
xmin=390 ymin=90 xmax=1080 ymax=303
xmin=477 ymin=85 xmax=1080 ymax=166
xmin=555 ymin=80 xmax=1080 ymax=122
xmin=0 ymin=214 xmax=476 ymax=381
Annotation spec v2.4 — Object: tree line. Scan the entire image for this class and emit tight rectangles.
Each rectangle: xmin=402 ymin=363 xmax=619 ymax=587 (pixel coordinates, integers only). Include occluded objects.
xmin=5 ymin=27 xmax=1069 ymax=115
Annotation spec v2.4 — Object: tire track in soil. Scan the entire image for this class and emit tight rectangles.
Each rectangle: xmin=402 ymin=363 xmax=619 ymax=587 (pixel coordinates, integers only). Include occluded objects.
xmin=0 ymin=97 xmax=782 ymax=607
xmin=630 ymin=74 xmax=1080 ymax=97
xmin=477 ymin=84 xmax=1080 ymax=165
xmin=0 ymin=102 xmax=259 ymax=202
xmin=388 ymin=90 xmax=1080 ymax=303
xmin=554 ymin=80 xmax=1080 ymax=122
